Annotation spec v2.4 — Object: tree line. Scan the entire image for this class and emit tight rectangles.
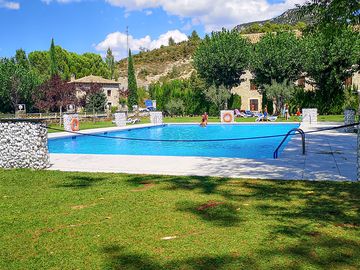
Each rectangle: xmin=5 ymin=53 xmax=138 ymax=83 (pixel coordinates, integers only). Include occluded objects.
xmin=0 ymin=39 xmax=117 ymax=114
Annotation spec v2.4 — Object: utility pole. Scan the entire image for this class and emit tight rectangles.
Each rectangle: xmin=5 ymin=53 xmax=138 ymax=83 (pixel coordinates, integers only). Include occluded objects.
xmin=126 ymin=26 xmax=129 ymax=56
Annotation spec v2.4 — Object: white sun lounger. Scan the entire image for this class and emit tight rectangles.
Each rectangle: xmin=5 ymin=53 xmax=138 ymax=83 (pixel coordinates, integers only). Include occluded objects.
xmin=256 ymin=115 xmax=277 ymax=122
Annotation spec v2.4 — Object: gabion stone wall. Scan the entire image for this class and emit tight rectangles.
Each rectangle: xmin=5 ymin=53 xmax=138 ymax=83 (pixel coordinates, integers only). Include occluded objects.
xmin=114 ymin=112 xmax=126 ymax=127
xmin=150 ymin=112 xmax=163 ymax=124
xmin=302 ymin=109 xmax=318 ymax=124
xmin=344 ymin=109 xmax=356 ymax=133
xmin=0 ymin=119 xmax=50 ymax=169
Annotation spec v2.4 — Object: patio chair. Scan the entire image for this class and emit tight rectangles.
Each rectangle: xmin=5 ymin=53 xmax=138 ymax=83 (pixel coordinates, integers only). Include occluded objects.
xmin=127 ymin=118 xmax=140 ymax=124
xmin=255 ymin=115 xmax=277 ymax=122
xmin=234 ymin=109 xmax=247 ymax=118
xmin=245 ymin=110 xmax=254 ymax=117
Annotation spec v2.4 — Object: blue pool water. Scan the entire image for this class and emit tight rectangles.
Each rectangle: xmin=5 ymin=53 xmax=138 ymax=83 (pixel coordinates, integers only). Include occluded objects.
xmin=49 ymin=124 xmax=299 ymax=159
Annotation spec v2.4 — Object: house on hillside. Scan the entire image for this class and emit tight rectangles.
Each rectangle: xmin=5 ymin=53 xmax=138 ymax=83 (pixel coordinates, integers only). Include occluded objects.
xmin=70 ymin=75 xmax=127 ymax=108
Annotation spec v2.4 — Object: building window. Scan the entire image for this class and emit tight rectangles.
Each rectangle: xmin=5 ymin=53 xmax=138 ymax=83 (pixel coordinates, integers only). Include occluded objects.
xmin=298 ymin=76 xmax=306 ymax=88
xmin=107 ymin=90 xmax=111 ymax=97
xmin=250 ymin=99 xmax=259 ymax=111
xmin=250 ymin=80 xmax=257 ymax=90
xmin=345 ymin=76 xmax=352 ymax=87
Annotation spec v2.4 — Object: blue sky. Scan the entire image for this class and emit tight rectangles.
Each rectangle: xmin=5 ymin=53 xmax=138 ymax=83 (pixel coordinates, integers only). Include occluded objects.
xmin=0 ymin=0 xmax=305 ymax=59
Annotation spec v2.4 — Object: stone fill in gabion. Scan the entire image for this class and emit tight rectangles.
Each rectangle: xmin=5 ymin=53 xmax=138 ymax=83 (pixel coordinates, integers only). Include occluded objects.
xmin=0 ymin=120 xmax=50 ymax=169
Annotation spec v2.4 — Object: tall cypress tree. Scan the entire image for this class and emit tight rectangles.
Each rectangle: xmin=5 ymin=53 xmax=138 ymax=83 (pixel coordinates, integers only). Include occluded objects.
xmin=127 ymin=49 xmax=138 ymax=108
xmin=105 ymin=47 xmax=115 ymax=79
xmin=49 ymin=38 xmax=58 ymax=77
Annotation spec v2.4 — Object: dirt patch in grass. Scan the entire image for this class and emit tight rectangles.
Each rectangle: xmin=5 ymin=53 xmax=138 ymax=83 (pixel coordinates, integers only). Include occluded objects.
xmin=71 ymin=203 xmax=97 ymax=210
xmin=131 ymin=181 xmax=156 ymax=192
xmin=197 ymin=201 xmax=225 ymax=211
xmin=335 ymin=223 xmax=359 ymax=229
xmin=306 ymin=231 xmax=322 ymax=238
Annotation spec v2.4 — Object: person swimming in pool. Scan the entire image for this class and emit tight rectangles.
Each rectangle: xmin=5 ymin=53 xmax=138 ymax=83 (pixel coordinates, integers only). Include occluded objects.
xmin=200 ymin=112 xmax=208 ymax=127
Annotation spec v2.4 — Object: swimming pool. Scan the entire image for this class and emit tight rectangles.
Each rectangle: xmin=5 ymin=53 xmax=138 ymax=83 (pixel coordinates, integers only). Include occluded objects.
xmin=49 ymin=124 xmax=299 ymax=159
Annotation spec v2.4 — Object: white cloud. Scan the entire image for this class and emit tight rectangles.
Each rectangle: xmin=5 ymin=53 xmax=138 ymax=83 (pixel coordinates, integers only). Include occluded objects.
xmin=105 ymin=0 xmax=307 ymax=31
xmin=145 ymin=10 xmax=152 ymax=16
xmin=0 ymin=0 xmax=20 ymax=10
xmin=95 ymin=29 xmax=188 ymax=59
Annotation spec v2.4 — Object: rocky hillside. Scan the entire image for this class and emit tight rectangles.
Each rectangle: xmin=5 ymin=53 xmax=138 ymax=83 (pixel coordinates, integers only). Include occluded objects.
xmin=116 ymin=39 xmax=199 ymax=87
xmin=116 ymin=8 xmax=308 ymax=87
xmin=235 ymin=8 xmax=312 ymax=32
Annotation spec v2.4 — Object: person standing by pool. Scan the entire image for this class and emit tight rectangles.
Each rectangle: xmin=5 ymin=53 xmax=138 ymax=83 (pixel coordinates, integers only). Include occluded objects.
xmin=296 ymin=107 xmax=302 ymax=121
xmin=200 ymin=112 xmax=208 ymax=127
xmin=264 ymin=106 xmax=268 ymax=121
xmin=285 ymin=104 xmax=289 ymax=120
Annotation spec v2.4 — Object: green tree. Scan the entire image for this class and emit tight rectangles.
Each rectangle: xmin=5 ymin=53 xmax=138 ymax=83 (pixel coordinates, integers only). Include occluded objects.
xmin=49 ymin=38 xmax=58 ymax=77
xmin=264 ymin=80 xmax=295 ymax=115
xmin=28 ymin=51 xmax=50 ymax=79
xmin=127 ymin=49 xmax=138 ymax=109
xmin=86 ymin=91 xmax=107 ymax=113
xmin=165 ymin=99 xmax=185 ymax=116
xmin=204 ymin=84 xmax=231 ymax=111
xmin=229 ymin=94 xmax=242 ymax=110
xmin=302 ymin=27 xmax=359 ymax=114
xmin=193 ymin=29 xmax=250 ymax=107
xmin=297 ymin=0 xmax=360 ymax=28
xmin=252 ymin=31 xmax=303 ymax=86
xmin=0 ymin=58 xmax=41 ymax=113
xmin=168 ymin=37 xmax=175 ymax=46
xmin=189 ymin=30 xmax=201 ymax=42
xmin=105 ymin=47 xmax=115 ymax=79
xmin=15 ymin=49 xmax=29 ymax=69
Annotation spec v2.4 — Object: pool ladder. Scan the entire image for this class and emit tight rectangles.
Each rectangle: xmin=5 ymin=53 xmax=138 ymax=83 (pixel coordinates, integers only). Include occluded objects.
xmin=273 ymin=128 xmax=305 ymax=159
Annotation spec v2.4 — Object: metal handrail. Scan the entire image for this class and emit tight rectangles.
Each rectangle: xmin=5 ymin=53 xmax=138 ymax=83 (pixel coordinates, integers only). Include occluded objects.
xmin=273 ymin=128 xmax=305 ymax=159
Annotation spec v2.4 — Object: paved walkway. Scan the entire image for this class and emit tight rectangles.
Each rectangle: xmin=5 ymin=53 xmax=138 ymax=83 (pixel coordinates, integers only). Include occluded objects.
xmin=48 ymin=122 xmax=357 ymax=181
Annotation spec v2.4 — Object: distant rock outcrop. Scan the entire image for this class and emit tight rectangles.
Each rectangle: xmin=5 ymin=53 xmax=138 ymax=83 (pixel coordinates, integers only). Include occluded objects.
xmin=234 ymin=8 xmax=313 ymax=32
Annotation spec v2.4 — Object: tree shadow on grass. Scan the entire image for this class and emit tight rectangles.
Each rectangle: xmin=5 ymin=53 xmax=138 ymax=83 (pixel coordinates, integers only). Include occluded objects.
xmin=258 ymin=233 xmax=360 ymax=270
xmin=124 ymin=174 xmax=360 ymax=229
xmin=245 ymin=180 xmax=360 ymax=228
xmin=125 ymin=174 xmax=231 ymax=195
xmin=102 ymin=245 xmax=256 ymax=270
xmin=56 ymin=175 xmax=107 ymax=189
xmin=176 ymin=200 xmax=242 ymax=227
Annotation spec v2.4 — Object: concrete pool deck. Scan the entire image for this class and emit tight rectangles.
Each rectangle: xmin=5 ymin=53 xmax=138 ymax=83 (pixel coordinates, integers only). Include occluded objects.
xmin=48 ymin=122 xmax=358 ymax=181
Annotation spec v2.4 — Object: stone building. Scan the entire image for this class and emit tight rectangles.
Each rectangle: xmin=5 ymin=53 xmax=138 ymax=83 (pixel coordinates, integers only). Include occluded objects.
xmin=70 ymin=75 xmax=127 ymax=108
xmin=231 ymin=71 xmax=263 ymax=111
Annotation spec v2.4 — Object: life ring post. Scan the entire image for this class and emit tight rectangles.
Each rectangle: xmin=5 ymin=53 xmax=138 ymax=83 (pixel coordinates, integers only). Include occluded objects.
xmin=70 ymin=117 xmax=80 ymax=131
xmin=221 ymin=110 xmax=234 ymax=123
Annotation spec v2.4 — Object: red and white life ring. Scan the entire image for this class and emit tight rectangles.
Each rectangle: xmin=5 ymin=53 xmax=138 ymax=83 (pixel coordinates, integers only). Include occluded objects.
xmin=70 ymin=118 xmax=80 ymax=131
xmin=223 ymin=113 xmax=233 ymax=123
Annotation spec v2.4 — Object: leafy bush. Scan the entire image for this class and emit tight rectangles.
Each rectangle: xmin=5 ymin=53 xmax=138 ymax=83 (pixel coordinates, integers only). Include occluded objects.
xmin=85 ymin=91 xmax=107 ymax=113
xmin=111 ymin=106 xmax=118 ymax=114
xmin=204 ymin=85 xmax=231 ymax=111
xmin=165 ymin=99 xmax=185 ymax=116
xmin=229 ymin=94 xmax=242 ymax=109
xmin=343 ymin=85 xmax=359 ymax=110
xmin=264 ymin=80 xmax=295 ymax=115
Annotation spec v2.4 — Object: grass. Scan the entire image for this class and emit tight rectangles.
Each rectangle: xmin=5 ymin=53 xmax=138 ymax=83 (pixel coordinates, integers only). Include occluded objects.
xmin=47 ymin=115 xmax=345 ymax=133
xmin=0 ymin=169 xmax=359 ymax=269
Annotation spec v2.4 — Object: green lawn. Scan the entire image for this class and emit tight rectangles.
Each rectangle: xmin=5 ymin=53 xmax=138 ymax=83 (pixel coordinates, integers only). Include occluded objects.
xmin=0 ymin=170 xmax=359 ymax=269
xmin=48 ymin=115 xmax=345 ymax=133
